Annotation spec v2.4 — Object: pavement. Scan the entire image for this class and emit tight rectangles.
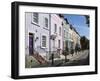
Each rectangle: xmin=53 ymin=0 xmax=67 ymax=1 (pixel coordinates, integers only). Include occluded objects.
xmin=58 ymin=50 xmax=89 ymax=66
xmin=60 ymin=50 xmax=89 ymax=61
xmin=31 ymin=50 xmax=89 ymax=67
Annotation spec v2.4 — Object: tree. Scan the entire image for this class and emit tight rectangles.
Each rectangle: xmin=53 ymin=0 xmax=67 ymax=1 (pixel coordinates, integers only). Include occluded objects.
xmin=86 ymin=39 xmax=89 ymax=49
xmin=70 ymin=42 xmax=74 ymax=56
xmin=84 ymin=15 xmax=90 ymax=27
xmin=80 ymin=36 xmax=89 ymax=51
xmin=75 ymin=43 xmax=81 ymax=54
xmin=62 ymin=40 xmax=69 ymax=62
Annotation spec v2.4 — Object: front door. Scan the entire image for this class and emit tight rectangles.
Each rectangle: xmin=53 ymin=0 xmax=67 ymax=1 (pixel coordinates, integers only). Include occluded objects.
xmin=29 ymin=33 xmax=34 ymax=55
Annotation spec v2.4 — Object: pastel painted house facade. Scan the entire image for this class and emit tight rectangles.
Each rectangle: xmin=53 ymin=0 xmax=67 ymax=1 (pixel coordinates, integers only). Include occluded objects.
xmin=50 ymin=14 xmax=63 ymax=57
xmin=62 ymin=19 xmax=70 ymax=52
xmin=25 ymin=12 xmax=50 ymax=60
xmin=25 ymin=12 xmax=81 ymax=64
xmin=72 ymin=29 xmax=81 ymax=50
xmin=68 ymin=25 xmax=81 ymax=53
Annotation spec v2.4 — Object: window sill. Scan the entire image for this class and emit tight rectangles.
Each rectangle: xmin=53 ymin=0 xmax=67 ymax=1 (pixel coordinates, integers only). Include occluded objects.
xmin=31 ymin=21 xmax=40 ymax=27
xmin=43 ymin=27 xmax=49 ymax=30
xmin=41 ymin=46 xmax=47 ymax=49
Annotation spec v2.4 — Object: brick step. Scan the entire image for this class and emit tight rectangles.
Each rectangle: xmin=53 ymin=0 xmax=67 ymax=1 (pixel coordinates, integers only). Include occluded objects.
xmin=32 ymin=53 xmax=47 ymax=64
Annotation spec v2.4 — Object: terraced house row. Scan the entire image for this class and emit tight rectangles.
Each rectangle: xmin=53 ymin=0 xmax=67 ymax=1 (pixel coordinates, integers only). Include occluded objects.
xmin=25 ymin=12 xmax=81 ymax=63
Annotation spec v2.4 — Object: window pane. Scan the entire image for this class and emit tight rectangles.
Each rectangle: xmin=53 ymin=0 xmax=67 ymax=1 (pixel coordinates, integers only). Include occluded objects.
xmin=45 ymin=18 xmax=48 ymax=28
xmin=59 ymin=27 xmax=61 ymax=35
xmin=64 ymin=30 xmax=66 ymax=38
xmin=58 ymin=40 xmax=60 ymax=48
xmin=54 ymin=24 xmax=57 ymax=33
xmin=33 ymin=13 xmax=38 ymax=23
xmin=42 ymin=36 xmax=46 ymax=47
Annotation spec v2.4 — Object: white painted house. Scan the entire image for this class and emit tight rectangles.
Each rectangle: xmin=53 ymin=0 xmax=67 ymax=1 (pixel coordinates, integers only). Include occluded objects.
xmin=25 ymin=13 xmax=64 ymax=61
xmin=25 ymin=12 xmax=50 ymax=60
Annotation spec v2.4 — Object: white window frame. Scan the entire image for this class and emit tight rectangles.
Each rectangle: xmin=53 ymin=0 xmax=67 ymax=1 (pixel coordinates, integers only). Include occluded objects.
xmin=41 ymin=35 xmax=47 ymax=48
xmin=54 ymin=24 xmax=57 ymax=33
xmin=59 ymin=27 xmax=61 ymax=36
xmin=66 ymin=31 xmax=69 ymax=39
xmin=32 ymin=13 xmax=39 ymax=24
xmin=64 ymin=30 xmax=66 ymax=38
xmin=58 ymin=40 xmax=61 ymax=48
xmin=44 ymin=17 xmax=48 ymax=28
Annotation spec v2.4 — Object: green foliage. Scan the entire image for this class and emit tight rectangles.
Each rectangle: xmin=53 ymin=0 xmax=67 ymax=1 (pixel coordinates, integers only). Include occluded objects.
xmin=80 ymin=36 xmax=89 ymax=50
xmin=25 ymin=55 xmax=40 ymax=68
xmin=84 ymin=15 xmax=90 ymax=27
xmin=75 ymin=43 xmax=81 ymax=52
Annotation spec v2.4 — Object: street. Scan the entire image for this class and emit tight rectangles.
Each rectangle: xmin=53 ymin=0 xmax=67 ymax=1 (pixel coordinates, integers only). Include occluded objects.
xmin=31 ymin=50 xmax=89 ymax=68
xmin=59 ymin=50 xmax=89 ymax=66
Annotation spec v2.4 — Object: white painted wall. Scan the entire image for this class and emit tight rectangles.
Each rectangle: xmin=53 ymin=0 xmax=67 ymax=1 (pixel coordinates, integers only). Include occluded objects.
xmin=0 ymin=0 xmax=99 ymax=81
xmin=25 ymin=12 xmax=50 ymax=58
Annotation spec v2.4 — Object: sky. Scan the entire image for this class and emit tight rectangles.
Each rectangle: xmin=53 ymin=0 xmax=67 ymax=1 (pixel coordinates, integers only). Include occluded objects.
xmin=64 ymin=14 xmax=89 ymax=39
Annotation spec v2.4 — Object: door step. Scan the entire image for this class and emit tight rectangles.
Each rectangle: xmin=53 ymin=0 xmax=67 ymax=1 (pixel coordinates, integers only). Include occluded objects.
xmin=32 ymin=53 xmax=47 ymax=64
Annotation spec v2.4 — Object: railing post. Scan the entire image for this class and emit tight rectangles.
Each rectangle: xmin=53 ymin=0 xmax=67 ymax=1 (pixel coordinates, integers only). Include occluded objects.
xmin=51 ymin=53 xmax=54 ymax=65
